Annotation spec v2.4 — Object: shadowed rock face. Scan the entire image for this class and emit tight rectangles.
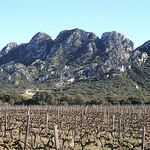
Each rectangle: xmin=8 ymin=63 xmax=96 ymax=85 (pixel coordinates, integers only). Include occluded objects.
xmin=23 ymin=32 xmax=53 ymax=58
xmin=0 ymin=32 xmax=54 ymax=66
xmin=136 ymin=40 xmax=150 ymax=56
xmin=16 ymin=32 xmax=54 ymax=65
xmin=0 ymin=28 xmax=149 ymax=86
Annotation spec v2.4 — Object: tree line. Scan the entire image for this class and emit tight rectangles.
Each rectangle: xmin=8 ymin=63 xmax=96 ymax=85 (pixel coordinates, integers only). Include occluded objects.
xmin=0 ymin=91 xmax=149 ymax=105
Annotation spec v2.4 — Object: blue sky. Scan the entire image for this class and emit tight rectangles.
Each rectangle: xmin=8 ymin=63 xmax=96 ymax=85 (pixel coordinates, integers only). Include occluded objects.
xmin=0 ymin=0 xmax=150 ymax=50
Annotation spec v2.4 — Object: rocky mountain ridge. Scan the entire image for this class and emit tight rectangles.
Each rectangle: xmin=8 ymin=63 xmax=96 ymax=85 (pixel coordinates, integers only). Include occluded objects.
xmin=136 ymin=40 xmax=150 ymax=56
xmin=0 ymin=28 xmax=149 ymax=94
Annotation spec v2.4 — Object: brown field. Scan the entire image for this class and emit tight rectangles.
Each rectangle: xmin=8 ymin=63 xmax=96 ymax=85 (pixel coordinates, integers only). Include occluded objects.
xmin=0 ymin=105 xmax=149 ymax=149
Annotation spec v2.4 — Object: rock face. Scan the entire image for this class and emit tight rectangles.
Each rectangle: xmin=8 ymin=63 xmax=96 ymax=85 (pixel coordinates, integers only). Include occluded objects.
xmin=19 ymin=32 xmax=54 ymax=65
xmin=54 ymin=28 xmax=100 ymax=55
xmin=136 ymin=40 xmax=150 ymax=56
xmin=0 ymin=28 xmax=149 ymax=89
xmin=101 ymin=31 xmax=134 ymax=72
xmin=48 ymin=28 xmax=103 ymax=65
xmin=101 ymin=31 xmax=134 ymax=51
xmin=0 ymin=42 xmax=19 ymax=57
xmin=0 ymin=32 xmax=54 ymax=66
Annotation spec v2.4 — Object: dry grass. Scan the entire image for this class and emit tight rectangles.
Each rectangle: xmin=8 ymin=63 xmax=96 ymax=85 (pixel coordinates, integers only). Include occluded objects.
xmin=21 ymin=92 xmax=33 ymax=99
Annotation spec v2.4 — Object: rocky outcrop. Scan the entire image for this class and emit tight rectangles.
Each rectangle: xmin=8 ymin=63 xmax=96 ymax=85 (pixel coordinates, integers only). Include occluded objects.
xmin=0 ymin=42 xmax=19 ymax=57
xmin=0 ymin=28 xmax=149 ymax=88
xmin=48 ymin=28 xmax=103 ymax=63
xmin=0 ymin=32 xmax=54 ymax=66
xmin=101 ymin=31 xmax=135 ymax=73
xmin=136 ymin=40 xmax=150 ymax=56
xmin=2 ymin=63 xmax=34 ymax=83
xmin=20 ymin=32 xmax=54 ymax=65
xmin=54 ymin=28 xmax=99 ymax=54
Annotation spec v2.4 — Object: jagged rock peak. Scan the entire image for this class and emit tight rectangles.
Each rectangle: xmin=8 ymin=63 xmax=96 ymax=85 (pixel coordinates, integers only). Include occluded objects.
xmin=49 ymin=28 xmax=100 ymax=57
xmin=101 ymin=31 xmax=128 ymax=40
xmin=138 ymin=40 xmax=150 ymax=49
xmin=30 ymin=32 xmax=52 ymax=43
xmin=26 ymin=32 xmax=53 ymax=51
xmin=101 ymin=31 xmax=135 ymax=73
xmin=55 ymin=28 xmax=98 ymax=43
xmin=101 ymin=31 xmax=134 ymax=52
xmin=0 ymin=42 xmax=19 ymax=56
xmin=57 ymin=28 xmax=86 ymax=37
xmin=136 ymin=40 xmax=150 ymax=56
xmin=20 ymin=32 xmax=54 ymax=65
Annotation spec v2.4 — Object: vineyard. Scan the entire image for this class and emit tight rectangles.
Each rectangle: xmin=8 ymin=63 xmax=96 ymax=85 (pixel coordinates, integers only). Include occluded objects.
xmin=0 ymin=105 xmax=149 ymax=149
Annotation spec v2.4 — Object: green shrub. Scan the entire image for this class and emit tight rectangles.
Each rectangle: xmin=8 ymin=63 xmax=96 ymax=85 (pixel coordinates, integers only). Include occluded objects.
xmin=32 ymin=91 xmax=55 ymax=105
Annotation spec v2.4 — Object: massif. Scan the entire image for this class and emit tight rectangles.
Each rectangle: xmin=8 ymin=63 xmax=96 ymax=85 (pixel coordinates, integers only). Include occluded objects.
xmin=0 ymin=28 xmax=150 ymax=101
